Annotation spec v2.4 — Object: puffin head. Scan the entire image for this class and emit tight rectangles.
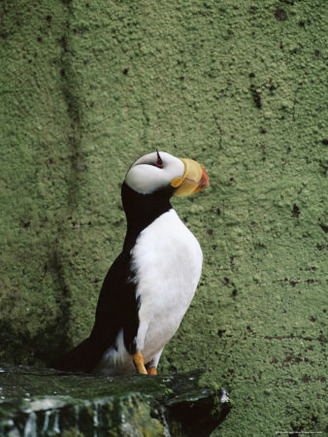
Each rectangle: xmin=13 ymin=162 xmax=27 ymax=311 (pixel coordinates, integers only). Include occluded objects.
xmin=124 ymin=150 xmax=209 ymax=197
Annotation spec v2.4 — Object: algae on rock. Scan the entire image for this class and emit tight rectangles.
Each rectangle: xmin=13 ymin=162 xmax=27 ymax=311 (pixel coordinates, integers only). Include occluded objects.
xmin=1 ymin=0 xmax=328 ymax=435
xmin=0 ymin=366 xmax=231 ymax=436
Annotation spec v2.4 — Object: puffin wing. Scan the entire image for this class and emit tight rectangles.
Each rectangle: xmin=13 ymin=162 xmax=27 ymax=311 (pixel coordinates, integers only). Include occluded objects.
xmin=52 ymin=250 xmax=140 ymax=373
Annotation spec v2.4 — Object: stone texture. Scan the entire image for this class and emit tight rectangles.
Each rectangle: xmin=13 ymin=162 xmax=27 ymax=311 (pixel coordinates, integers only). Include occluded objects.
xmin=1 ymin=0 xmax=328 ymax=435
xmin=0 ymin=367 xmax=230 ymax=436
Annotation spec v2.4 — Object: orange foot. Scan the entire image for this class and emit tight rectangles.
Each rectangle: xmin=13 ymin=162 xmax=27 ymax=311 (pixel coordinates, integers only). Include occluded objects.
xmin=147 ymin=367 xmax=157 ymax=376
xmin=132 ymin=352 xmax=147 ymax=375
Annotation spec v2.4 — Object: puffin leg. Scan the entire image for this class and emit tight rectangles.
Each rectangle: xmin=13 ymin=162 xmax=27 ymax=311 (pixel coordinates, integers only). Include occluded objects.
xmin=145 ymin=349 xmax=163 ymax=376
xmin=132 ymin=352 xmax=148 ymax=375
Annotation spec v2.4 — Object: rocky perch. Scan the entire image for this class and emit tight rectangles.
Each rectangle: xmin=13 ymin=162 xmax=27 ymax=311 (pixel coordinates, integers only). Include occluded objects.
xmin=0 ymin=366 xmax=231 ymax=436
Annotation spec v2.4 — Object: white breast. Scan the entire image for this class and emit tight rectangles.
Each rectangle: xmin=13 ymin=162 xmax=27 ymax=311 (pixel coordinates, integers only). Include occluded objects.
xmin=131 ymin=209 xmax=203 ymax=364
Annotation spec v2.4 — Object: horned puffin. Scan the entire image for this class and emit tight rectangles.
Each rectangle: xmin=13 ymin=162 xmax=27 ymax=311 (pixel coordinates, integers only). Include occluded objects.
xmin=52 ymin=151 xmax=209 ymax=375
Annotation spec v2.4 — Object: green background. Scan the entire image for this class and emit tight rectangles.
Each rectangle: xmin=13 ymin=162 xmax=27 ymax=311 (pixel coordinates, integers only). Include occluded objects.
xmin=1 ymin=0 xmax=327 ymax=435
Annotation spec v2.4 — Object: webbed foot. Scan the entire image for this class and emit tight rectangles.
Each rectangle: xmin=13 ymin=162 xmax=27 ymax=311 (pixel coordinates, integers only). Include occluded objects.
xmin=132 ymin=352 xmax=147 ymax=374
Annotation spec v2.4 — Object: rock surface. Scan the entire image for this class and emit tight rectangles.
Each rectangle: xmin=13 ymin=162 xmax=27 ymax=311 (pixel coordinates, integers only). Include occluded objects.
xmin=0 ymin=367 xmax=231 ymax=436
xmin=1 ymin=0 xmax=328 ymax=435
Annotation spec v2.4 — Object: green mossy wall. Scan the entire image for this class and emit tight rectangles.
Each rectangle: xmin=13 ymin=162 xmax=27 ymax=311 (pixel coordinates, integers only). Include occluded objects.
xmin=1 ymin=0 xmax=327 ymax=435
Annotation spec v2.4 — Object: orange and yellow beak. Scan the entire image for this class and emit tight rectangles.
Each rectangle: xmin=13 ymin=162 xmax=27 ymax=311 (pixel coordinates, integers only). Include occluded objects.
xmin=171 ymin=158 xmax=209 ymax=197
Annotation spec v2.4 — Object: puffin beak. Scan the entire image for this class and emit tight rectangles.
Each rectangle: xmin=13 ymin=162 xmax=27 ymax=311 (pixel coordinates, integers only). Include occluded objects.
xmin=171 ymin=158 xmax=209 ymax=197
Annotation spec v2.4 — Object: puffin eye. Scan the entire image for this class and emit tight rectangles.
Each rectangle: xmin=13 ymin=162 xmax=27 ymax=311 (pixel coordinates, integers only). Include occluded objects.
xmin=154 ymin=150 xmax=164 ymax=168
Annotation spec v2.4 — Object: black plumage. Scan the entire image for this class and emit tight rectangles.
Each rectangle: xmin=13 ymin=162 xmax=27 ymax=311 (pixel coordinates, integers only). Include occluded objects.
xmin=52 ymin=150 xmax=208 ymax=375
xmin=52 ymin=183 xmax=173 ymax=373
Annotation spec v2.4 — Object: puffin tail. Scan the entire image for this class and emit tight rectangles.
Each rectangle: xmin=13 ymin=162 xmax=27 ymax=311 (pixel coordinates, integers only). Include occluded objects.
xmin=51 ymin=337 xmax=101 ymax=373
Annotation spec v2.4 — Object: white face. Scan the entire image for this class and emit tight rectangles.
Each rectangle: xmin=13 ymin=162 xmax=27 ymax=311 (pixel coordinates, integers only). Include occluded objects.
xmin=124 ymin=151 xmax=185 ymax=195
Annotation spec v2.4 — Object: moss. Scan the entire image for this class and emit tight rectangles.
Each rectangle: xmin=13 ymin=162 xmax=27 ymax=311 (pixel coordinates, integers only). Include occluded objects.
xmin=1 ymin=0 xmax=328 ymax=434
xmin=0 ymin=368 xmax=228 ymax=435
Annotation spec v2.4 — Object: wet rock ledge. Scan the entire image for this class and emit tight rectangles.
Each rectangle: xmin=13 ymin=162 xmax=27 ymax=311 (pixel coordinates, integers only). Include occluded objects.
xmin=0 ymin=365 xmax=231 ymax=436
